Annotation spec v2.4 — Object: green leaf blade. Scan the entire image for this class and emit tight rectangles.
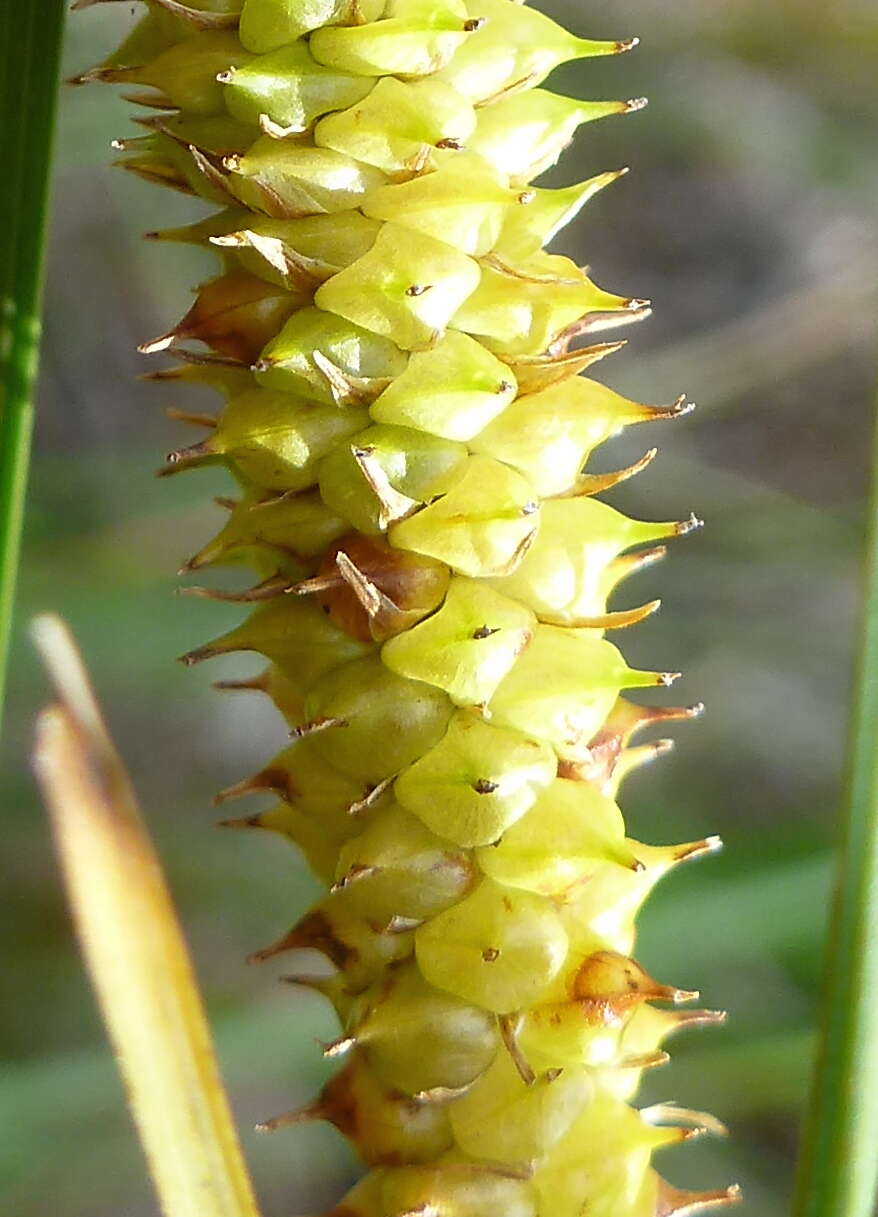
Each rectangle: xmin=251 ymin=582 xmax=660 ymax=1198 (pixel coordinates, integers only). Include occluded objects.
xmin=792 ymin=387 xmax=878 ymax=1217
xmin=0 ymin=1 xmax=65 ymax=727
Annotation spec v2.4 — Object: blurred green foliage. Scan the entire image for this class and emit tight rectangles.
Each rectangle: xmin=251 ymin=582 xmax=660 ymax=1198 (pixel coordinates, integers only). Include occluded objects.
xmin=2 ymin=2 xmax=877 ymax=1215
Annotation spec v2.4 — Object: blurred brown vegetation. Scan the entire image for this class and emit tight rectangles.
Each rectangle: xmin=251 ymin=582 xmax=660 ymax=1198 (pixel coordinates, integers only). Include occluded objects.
xmin=2 ymin=2 xmax=877 ymax=1215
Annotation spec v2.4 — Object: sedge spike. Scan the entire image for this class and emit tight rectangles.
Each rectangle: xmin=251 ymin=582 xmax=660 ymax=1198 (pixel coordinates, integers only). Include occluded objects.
xmin=78 ymin=2 xmax=739 ymax=1215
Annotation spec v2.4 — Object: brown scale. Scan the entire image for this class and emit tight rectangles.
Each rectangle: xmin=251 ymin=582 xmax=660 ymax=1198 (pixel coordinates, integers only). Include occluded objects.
xmin=561 ymin=698 xmax=706 ymax=791
xmin=570 ymin=950 xmax=698 ymax=1020
xmin=312 ymin=534 xmax=451 ymax=643
xmin=257 ymin=1056 xmax=454 ymax=1166
xmin=139 ymin=270 xmax=310 ymax=363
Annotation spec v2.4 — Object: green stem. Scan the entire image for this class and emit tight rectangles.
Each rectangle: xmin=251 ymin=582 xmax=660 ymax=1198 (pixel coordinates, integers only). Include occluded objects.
xmin=0 ymin=1 xmax=65 ymax=728
xmin=792 ymin=384 xmax=878 ymax=1216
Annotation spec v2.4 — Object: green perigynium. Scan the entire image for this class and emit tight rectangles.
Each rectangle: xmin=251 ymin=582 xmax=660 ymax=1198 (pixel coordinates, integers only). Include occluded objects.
xmin=77 ymin=1 xmax=742 ymax=1213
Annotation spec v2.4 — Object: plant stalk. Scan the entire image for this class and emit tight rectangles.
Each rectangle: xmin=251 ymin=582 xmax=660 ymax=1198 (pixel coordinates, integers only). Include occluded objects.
xmin=0 ymin=0 xmax=65 ymax=726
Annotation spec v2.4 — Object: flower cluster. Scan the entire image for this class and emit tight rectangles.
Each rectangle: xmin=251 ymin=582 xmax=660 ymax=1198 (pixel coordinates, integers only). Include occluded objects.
xmin=78 ymin=1 xmax=739 ymax=1213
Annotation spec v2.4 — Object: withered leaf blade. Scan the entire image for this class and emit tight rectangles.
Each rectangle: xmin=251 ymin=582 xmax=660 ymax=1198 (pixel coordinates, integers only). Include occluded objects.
xmin=30 ymin=614 xmax=262 ymax=1217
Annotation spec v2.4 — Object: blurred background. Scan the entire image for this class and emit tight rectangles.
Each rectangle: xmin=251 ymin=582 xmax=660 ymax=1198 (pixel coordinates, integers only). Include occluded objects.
xmin=3 ymin=1 xmax=877 ymax=1214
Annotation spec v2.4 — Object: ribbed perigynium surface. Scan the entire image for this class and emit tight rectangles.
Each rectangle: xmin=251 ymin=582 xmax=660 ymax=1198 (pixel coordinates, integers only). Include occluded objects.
xmin=77 ymin=2 xmax=741 ymax=1213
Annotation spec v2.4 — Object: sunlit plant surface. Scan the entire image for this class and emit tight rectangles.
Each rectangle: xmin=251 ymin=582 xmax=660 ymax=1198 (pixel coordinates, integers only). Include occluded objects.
xmin=3 ymin=4 xmax=878 ymax=1217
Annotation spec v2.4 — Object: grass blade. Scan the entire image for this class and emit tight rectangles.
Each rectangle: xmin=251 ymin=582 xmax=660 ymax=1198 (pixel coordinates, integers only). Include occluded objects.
xmin=792 ymin=393 xmax=878 ymax=1217
xmin=31 ymin=614 xmax=263 ymax=1217
xmin=0 ymin=1 xmax=65 ymax=725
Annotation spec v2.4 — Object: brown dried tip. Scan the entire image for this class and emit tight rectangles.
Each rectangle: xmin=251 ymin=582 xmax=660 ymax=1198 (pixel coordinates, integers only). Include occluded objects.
xmin=255 ymin=1101 xmax=323 ymax=1134
xmin=331 ymin=865 xmax=381 ymax=894
xmin=214 ymin=765 xmax=290 ymax=806
xmin=189 ymin=145 xmax=240 ymax=203
xmin=675 ymin=511 xmax=703 ymax=536
xmin=646 ymin=393 xmax=696 ymax=422
xmin=156 ymin=440 xmax=214 ymax=477
xmin=179 ymin=576 xmax=291 ymax=604
xmin=549 ymin=302 xmax=650 ymax=354
xmin=118 ymin=159 xmax=197 ymax=197
xmin=148 ymin=0 xmax=239 ymax=27
xmin=67 ymin=66 xmax=117 ymax=86
xmin=213 ymin=672 xmax=269 ymax=694
xmin=498 ymin=1014 xmax=536 ymax=1086
xmin=572 ymin=951 xmax=698 ymax=1011
xmin=139 ymin=331 xmax=181 ymax=357
xmin=259 ymin=113 xmax=307 ymax=139
xmin=216 ymin=813 xmax=264 ymax=832
xmin=291 ymin=716 xmax=348 ymax=739
xmin=175 ymin=347 xmax=250 ymax=368
xmin=559 ymin=448 xmax=657 ymax=499
xmin=642 ymin=1103 xmax=728 ymax=1140
xmin=352 ymin=447 xmax=421 ymax=528
xmin=322 ymin=1035 xmax=357 ymax=1059
xmin=164 ymin=407 xmax=217 ymax=429
xmin=569 ymin=692 xmax=701 ymax=789
xmin=618 ymin=1049 xmax=670 ymax=1072
xmin=312 ymin=350 xmax=385 ymax=406
xmin=506 ymin=340 xmax=626 ymax=393
xmin=597 ymin=700 xmax=705 ymax=750
xmin=553 ymin=600 xmax=661 ymax=631
xmin=412 ymin=1083 xmax=475 ymax=1104
xmin=656 ymin=672 xmax=681 ymax=688
xmin=178 ymin=643 xmax=220 ymax=667
xmin=677 ymin=1007 xmax=728 ymax=1029
xmin=611 ymin=545 xmax=669 ymax=585
xmin=628 ymin=738 xmax=675 ymax=764
xmin=248 ymin=907 xmax=355 ymax=968
xmin=120 ymin=91 xmax=178 ymax=111
xmin=656 ymin=1181 xmax=742 ymax=1216
xmin=347 ymin=775 xmax=394 ymax=816
xmin=672 ymin=835 xmax=723 ymax=863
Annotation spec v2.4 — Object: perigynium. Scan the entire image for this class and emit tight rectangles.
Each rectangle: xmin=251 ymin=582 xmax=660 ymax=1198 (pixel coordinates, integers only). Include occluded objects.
xmin=75 ymin=1 xmax=741 ymax=1213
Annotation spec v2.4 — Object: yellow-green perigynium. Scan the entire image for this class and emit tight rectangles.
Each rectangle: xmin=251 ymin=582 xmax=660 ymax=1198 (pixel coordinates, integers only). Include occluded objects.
xmin=78 ymin=1 xmax=741 ymax=1213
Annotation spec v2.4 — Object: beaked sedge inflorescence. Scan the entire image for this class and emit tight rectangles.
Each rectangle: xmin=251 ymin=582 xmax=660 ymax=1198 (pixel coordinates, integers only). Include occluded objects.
xmin=75 ymin=1 xmax=741 ymax=1213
